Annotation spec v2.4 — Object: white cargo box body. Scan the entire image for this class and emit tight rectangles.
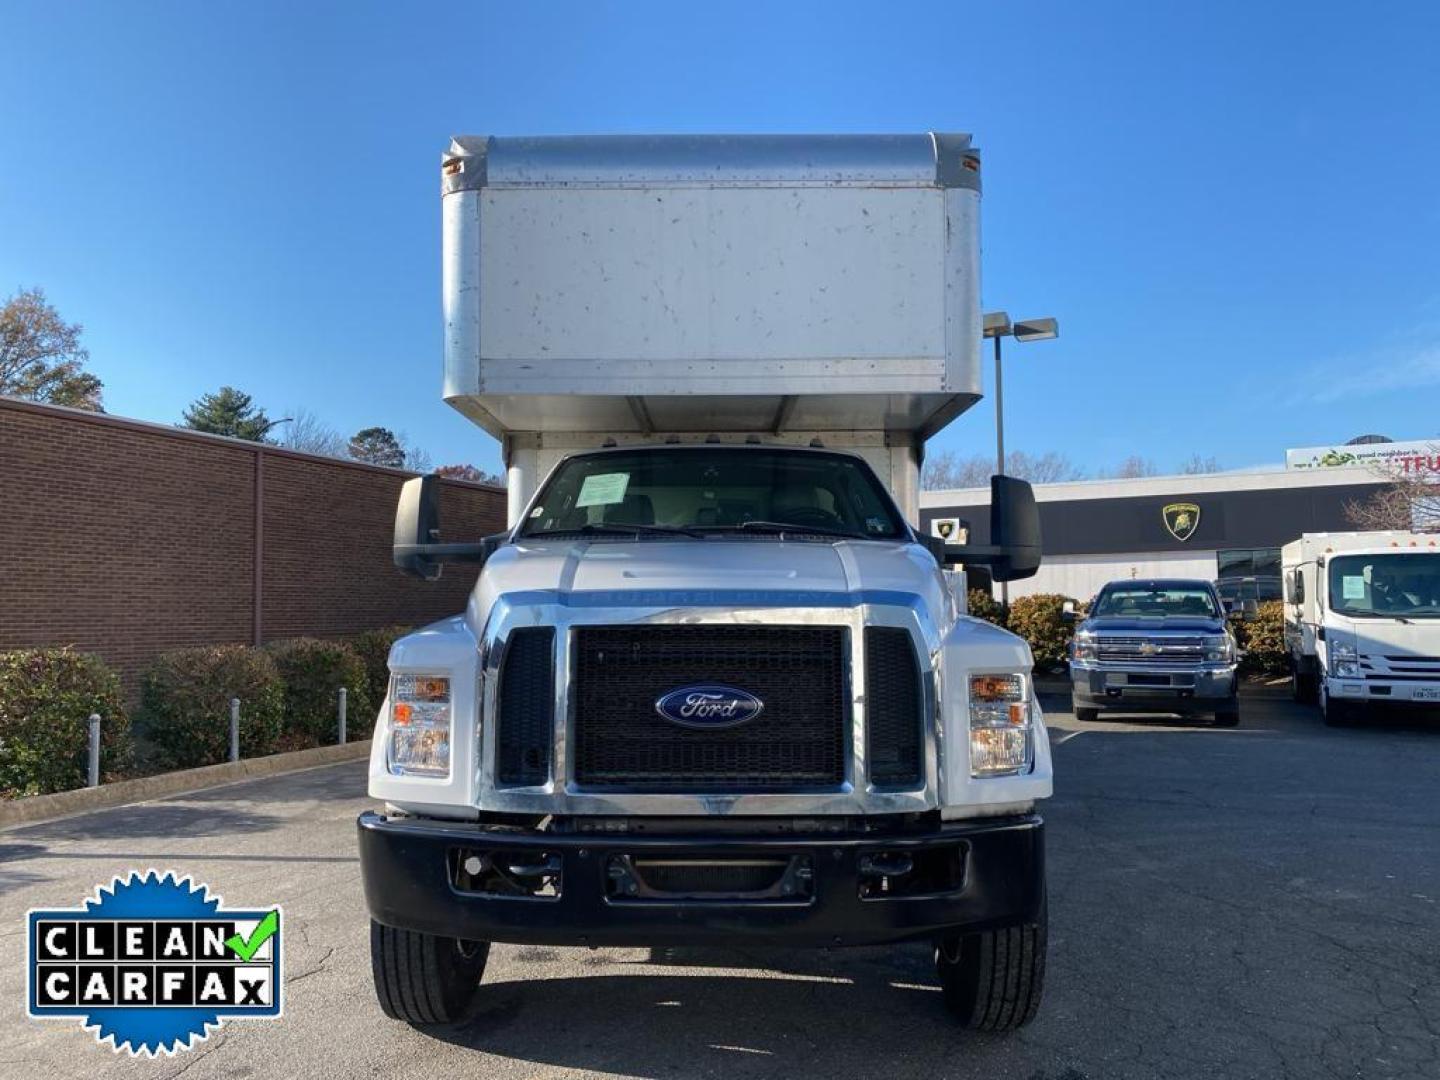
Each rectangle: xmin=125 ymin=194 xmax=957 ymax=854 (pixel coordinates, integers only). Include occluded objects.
xmin=440 ymin=134 xmax=984 ymax=441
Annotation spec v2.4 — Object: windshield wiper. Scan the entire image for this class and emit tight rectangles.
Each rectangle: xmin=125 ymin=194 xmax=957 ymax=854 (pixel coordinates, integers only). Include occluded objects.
xmin=718 ymin=520 xmax=869 ymax=540
xmin=526 ymin=522 xmax=706 ymax=539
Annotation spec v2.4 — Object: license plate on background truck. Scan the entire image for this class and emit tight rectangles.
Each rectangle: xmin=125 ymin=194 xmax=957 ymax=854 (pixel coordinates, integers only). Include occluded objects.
xmin=1414 ymin=688 xmax=1440 ymax=701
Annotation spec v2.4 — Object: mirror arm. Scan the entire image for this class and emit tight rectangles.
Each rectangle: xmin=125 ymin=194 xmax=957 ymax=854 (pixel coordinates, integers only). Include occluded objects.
xmin=393 ymin=542 xmax=495 ymax=563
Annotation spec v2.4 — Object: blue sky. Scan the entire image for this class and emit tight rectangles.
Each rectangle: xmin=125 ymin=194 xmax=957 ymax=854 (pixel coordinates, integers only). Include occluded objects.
xmin=3 ymin=1 xmax=1438 ymax=478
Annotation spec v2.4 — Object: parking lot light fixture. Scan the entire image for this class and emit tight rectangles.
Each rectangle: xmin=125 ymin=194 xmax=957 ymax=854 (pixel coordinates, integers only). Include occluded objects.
xmin=981 ymin=311 xmax=1060 ymax=610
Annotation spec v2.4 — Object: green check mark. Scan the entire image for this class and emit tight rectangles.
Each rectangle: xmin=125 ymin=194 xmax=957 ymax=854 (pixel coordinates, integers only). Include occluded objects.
xmin=225 ymin=910 xmax=278 ymax=962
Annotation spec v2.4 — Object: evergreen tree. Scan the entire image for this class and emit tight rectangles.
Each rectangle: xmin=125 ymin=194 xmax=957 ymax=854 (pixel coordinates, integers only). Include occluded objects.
xmin=182 ymin=386 xmax=277 ymax=441
xmin=348 ymin=426 xmax=406 ymax=467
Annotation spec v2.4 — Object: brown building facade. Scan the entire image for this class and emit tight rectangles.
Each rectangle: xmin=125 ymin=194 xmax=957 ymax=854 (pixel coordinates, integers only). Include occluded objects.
xmin=0 ymin=397 xmax=506 ymax=690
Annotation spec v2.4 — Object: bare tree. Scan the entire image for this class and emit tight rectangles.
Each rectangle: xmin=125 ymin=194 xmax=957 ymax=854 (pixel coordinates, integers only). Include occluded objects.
xmin=1179 ymin=454 xmax=1222 ymax=474
xmin=397 ymin=433 xmax=432 ymax=474
xmin=275 ymin=408 xmax=348 ymax=458
xmin=922 ymin=449 xmax=1084 ymax=490
xmin=922 ymin=451 xmax=990 ymax=490
xmin=1008 ymin=450 xmax=1084 ymax=484
xmin=0 ymin=287 xmax=104 ymax=410
xmin=1344 ymin=444 xmax=1440 ymax=532
xmin=1107 ymin=454 xmax=1159 ymax=479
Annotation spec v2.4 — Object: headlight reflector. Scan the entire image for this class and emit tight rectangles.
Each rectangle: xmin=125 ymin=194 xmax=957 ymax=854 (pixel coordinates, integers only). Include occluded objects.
xmin=1329 ymin=642 xmax=1360 ymax=679
xmin=969 ymin=674 xmax=1032 ymax=777
xmin=1072 ymin=632 xmax=1096 ymax=661
xmin=388 ymin=674 xmax=452 ymax=777
xmin=1203 ymin=634 xmax=1234 ymax=663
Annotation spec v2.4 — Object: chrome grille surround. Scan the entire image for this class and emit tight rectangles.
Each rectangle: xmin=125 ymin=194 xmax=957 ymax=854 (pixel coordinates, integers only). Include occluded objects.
xmin=474 ymin=588 xmax=941 ymax=817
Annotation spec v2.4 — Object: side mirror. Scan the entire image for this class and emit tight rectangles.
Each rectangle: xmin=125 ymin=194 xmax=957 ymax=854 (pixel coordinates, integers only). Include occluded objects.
xmin=1061 ymin=600 xmax=1077 ymax=623
xmin=918 ymin=476 xmax=1042 ymax=582
xmin=987 ymin=475 xmax=1042 ymax=582
xmin=393 ymin=475 xmax=506 ymax=580
xmin=395 ymin=476 xmax=443 ymax=580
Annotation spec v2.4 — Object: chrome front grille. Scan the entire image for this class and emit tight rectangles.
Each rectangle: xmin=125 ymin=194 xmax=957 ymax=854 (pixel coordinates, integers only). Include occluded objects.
xmin=570 ymin=624 xmax=848 ymax=791
xmin=1095 ymin=636 xmax=1206 ymax=666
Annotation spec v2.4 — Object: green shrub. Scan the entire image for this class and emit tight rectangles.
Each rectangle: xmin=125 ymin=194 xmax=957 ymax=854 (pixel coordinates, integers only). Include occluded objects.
xmin=1233 ymin=600 xmax=1287 ymax=677
xmin=1005 ymin=593 xmax=1079 ymax=671
xmin=266 ymin=638 xmax=370 ymax=748
xmin=351 ymin=625 xmax=414 ymax=708
xmin=0 ymin=648 xmax=131 ymax=797
xmin=966 ymin=588 xmax=1006 ymax=627
xmin=140 ymin=645 xmax=285 ymax=768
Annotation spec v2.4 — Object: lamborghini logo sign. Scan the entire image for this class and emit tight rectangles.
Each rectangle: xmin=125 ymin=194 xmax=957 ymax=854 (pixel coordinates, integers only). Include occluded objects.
xmin=1162 ymin=502 xmax=1201 ymax=542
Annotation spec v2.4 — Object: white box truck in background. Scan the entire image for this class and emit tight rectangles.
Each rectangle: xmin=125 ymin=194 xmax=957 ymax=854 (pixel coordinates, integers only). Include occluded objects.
xmin=1283 ymin=532 xmax=1440 ymax=724
xmin=359 ymin=134 xmax=1052 ymax=1031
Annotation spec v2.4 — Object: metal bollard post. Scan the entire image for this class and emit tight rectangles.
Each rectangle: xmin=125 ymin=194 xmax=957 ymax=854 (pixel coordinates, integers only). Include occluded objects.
xmin=338 ymin=687 xmax=348 ymax=745
xmin=87 ymin=714 xmax=101 ymax=788
xmin=229 ymin=698 xmax=240 ymax=763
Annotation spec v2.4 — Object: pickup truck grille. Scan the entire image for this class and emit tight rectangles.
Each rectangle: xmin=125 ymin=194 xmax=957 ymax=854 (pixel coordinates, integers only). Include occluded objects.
xmin=1095 ymin=636 xmax=1206 ymax=666
xmin=571 ymin=625 xmax=847 ymax=791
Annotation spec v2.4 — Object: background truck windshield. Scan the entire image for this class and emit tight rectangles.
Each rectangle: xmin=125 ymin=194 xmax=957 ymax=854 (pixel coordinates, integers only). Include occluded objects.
xmin=521 ymin=448 xmax=906 ymax=539
xmin=1092 ymin=585 xmax=1219 ymax=618
xmin=1327 ymin=553 xmax=1440 ymax=618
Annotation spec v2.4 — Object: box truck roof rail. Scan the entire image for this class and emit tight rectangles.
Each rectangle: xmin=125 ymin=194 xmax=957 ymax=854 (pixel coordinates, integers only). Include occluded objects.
xmin=440 ymin=133 xmax=985 ymax=442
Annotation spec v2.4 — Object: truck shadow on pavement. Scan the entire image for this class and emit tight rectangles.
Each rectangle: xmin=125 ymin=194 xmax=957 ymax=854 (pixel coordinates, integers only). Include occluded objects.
xmin=424 ymin=948 xmax=1051 ymax=1080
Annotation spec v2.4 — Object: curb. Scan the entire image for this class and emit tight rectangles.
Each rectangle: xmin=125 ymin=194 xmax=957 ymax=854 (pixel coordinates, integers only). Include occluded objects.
xmin=0 ymin=740 xmax=372 ymax=830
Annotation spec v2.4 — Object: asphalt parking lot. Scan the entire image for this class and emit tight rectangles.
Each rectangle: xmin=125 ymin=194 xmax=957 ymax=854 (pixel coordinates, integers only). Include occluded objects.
xmin=2 ymin=691 xmax=1437 ymax=1080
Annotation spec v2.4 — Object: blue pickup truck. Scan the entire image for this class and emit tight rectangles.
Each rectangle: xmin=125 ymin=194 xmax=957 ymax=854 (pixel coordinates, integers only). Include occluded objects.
xmin=1067 ymin=578 xmax=1241 ymax=727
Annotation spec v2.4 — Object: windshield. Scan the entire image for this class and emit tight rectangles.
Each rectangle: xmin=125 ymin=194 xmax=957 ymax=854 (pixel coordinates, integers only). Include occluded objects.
xmin=1327 ymin=553 xmax=1440 ymax=619
xmin=1092 ymin=585 xmax=1219 ymax=618
xmin=1216 ymin=577 xmax=1282 ymax=603
xmin=519 ymin=448 xmax=906 ymax=540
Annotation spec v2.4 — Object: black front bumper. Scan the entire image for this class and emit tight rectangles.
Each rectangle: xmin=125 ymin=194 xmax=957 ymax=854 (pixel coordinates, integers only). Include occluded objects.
xmin=358 ymin=812 xmax=1044 ymax=948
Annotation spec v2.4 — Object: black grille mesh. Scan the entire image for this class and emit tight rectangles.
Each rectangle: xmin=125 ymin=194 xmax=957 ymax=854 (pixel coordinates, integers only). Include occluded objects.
xmin=572 ymin=625 xmax=847 ymax=791
xmin=865 ymin=627 xmax=923 ymax=786
xmin=497 ymin=627 xmax=554 ymax=786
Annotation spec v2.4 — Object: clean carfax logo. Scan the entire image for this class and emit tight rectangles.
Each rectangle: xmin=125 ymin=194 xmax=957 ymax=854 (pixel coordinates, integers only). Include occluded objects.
xmin=27 ymin=870 xmax=282 ymax=1056
xmin=655 ymin=684 xmax=764 ymax=728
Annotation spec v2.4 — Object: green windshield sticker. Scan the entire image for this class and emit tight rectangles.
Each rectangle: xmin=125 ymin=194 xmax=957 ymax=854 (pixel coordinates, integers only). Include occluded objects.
xmin=1341 ymin=575 xmax=1366 ymax=600
xmin=576 ymin=472 xmax=630 ymax=508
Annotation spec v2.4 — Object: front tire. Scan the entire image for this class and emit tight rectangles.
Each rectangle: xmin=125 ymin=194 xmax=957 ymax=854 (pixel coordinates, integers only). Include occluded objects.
xmin=1075 ymin=707 xmax=1100 ymax=723
xmin=1320 ymin=683 xmax=1358 ymax=728
xmin=1291 ymin=658 xmax=1318 ymax=704
xmin=935 ymin=895 xmax=1047 ymax=1031
xmin=370 ymin=920 xmax=489 ymax=1024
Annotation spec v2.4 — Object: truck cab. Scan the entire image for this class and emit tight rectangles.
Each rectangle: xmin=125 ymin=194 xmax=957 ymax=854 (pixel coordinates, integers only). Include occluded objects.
xmin=358 ymin=133 xmax=1054 ymax=1032
xmin=1283 ymin=532 xmax=1440 ymax=725
xmin=1068 ymin=578 xmax=1240 ymax=726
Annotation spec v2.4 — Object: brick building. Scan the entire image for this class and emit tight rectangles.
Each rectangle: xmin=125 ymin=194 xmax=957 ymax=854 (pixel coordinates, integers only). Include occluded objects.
xmin=0 ymin=396 xmax=506 ymax=691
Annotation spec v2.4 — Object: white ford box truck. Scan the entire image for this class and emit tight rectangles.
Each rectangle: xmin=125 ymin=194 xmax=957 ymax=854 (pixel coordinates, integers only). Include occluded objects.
xmin=1282 ymin=531 xmax=1440 ymax=724
xmin=359 ymin=134 xmax=1053 ymax=1030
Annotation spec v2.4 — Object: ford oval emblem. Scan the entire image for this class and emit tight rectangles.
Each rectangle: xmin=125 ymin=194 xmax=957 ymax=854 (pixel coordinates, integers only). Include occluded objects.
xmin=655 ymin=684 xmax=764 ymax=729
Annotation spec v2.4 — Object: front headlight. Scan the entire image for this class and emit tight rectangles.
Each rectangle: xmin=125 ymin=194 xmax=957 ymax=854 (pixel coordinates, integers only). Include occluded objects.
xmin=388 ymin=674 xmax=452 ymax=777
xmin=1329 ymin=642 xmax=1360 ymax=679
xmin=1072 ymin=632 xmax=1097 ymax=662
xmin=969 ymin=673 xmax=1033 ymax=777
xmin=1203 ymin=634 xmax=1234 ymax=663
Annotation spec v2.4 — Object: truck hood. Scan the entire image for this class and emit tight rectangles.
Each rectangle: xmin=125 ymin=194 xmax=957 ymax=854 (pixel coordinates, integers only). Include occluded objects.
xmin=1326 ymin=615 xmax=1440 ymax=658
xmin=477 ymin=537 xmax=944 ymax=607
xmin=1080 ymin=615 xmax=1227 ymax=635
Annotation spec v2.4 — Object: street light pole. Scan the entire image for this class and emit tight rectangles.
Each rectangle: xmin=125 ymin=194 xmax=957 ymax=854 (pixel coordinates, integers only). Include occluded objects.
xmin=981 ymin=312 xmax=1060 ymax=615
xmin=993 ymin=332 xmax=1006 ymax=479
xmin=993 ymin=331 xmax=1009 ymax=612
